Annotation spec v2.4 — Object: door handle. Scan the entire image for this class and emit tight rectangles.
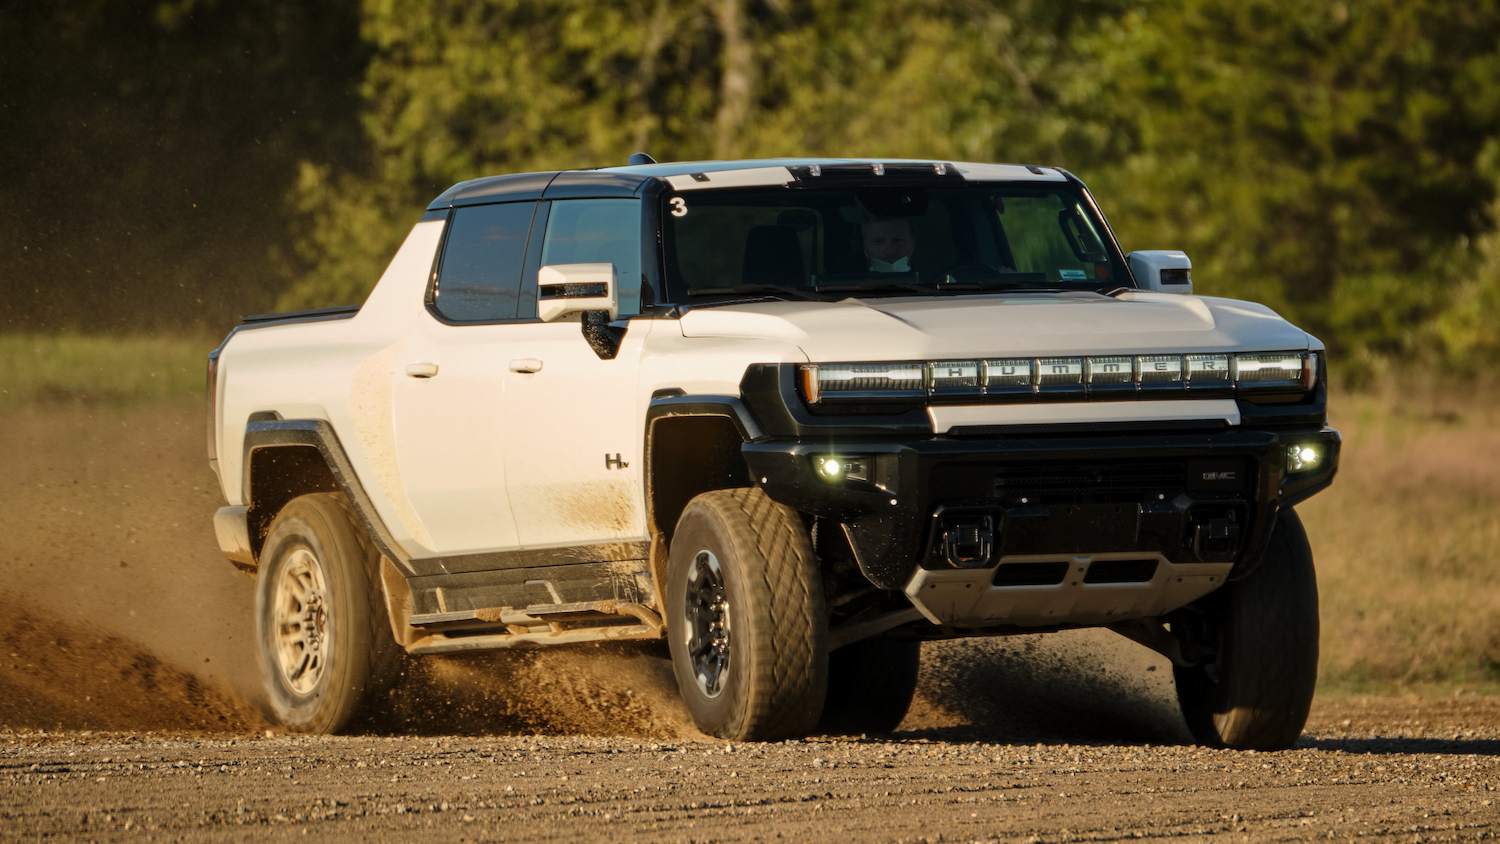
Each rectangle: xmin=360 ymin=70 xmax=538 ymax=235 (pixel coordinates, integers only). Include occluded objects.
xmin=405 ymin=363 xmax=439 ymax=378
xmin=509 ymin=358 xmax=543 ymax=374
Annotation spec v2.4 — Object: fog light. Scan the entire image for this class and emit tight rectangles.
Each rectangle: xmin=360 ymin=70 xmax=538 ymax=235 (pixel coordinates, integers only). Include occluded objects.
xmin=813 ymin=456 xmax=868 ymax=483
xmin=1286 ymin=443 xmax=1323 ymax=473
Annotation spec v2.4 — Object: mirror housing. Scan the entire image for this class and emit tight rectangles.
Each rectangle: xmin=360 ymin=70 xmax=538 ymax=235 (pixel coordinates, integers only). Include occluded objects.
xmin=537 ymin=263 xmax=618 ymax=322
xmin=1127 ymin=250 xmax=1192 ymax=295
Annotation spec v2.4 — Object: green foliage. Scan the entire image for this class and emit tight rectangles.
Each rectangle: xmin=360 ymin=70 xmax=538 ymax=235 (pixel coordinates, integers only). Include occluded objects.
xmin=0 ymin=0 xmax=368 ymax=332
xmin=278 ymin=0 xmax=1126 ymax=310
xmin=278 ymin=0 xmax=1500 ymax=373
xmin=1084 ymin=0 xmax=1500 ymax=350
xmin=0 ymin=334 xmax=211 ymax=409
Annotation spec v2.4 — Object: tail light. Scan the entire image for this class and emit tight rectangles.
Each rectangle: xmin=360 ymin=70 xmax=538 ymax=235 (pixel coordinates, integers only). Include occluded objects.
xmin=207 ymin=349 xmax=221 ymax=466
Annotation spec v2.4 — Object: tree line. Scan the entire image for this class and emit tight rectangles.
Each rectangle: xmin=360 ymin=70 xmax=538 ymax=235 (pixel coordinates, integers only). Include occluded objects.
xmin=6 ymin=1 xmax=1499 ymax=373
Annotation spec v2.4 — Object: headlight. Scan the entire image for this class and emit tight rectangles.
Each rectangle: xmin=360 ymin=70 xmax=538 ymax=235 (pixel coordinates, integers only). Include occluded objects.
xmin=1235 ymin=352 xmax=1317 ymax=394
xmin=800 ymin=363 xmax=925 ymax=403
xmin=1285 ymin=443 xmax=1323 ymax=473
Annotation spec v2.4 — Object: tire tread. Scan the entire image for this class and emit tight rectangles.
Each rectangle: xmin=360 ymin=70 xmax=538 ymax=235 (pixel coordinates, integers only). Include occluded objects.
xmin=668 ymin=487 xmax=827 ymax=741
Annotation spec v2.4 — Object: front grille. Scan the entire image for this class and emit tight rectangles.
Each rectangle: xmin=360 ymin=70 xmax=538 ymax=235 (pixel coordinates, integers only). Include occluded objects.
xmin=993 ymin=460 xmax=1187 ymax=506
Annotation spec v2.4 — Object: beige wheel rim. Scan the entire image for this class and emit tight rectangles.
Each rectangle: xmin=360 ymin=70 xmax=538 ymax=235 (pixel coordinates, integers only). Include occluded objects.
xmin=273 ymin=547 xmax=331 ymax=696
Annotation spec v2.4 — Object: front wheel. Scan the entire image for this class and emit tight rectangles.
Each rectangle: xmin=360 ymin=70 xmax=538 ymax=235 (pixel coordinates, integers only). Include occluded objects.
xmin=666 ymin=488 xmax=828 ymax=741
xmin=255 ymin=492 xmax=405 ymax=734
xmin=1173 ymin=508 xmax=1319 ymax=750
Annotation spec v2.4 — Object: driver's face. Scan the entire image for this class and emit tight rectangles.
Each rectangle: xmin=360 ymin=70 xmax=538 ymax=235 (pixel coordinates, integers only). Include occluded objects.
xmin=861 ymin=220 xmax=915 ymax=264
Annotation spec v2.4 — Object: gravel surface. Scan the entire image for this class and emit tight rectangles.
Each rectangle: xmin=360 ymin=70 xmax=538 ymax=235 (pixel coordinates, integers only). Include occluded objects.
xmin=3 ymin=697 xmax=1496 ymax=843
xmin=3 ymin=406 xmax=1498 ymax=841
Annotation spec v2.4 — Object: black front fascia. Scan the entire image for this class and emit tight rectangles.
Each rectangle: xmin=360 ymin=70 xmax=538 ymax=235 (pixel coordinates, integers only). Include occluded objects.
xmin=736 ymin=363 xmax=1339 ymax=591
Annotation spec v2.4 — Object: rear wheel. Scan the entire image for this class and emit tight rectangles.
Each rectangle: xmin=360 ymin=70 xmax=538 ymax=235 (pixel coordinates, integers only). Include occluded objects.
xmin=1174 ymin=508 xmax=1319 ymax=750
xmin=666 ymin=488 xmax=828 ymax=741
xmin=255 ymin=492 xmax=405 ymax=734
xmin=817 ymin=638 xmax=920 ymax=735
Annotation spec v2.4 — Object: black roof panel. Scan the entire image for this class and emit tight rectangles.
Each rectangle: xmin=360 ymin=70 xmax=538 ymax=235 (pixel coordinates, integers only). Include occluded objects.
xmin=428 ymin=171 xmax=558 ymax=209
xmin=426 ymin=158 xmax=1068 ymax=209
xmin=542 ymin=170 xmax=650 ymax=199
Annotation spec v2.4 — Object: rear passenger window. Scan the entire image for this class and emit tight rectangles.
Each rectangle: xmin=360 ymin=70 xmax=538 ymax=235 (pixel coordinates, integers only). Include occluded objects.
xmin=431 ymin=202 xmax=536 ymax=322
xmin=538 ymin=199 xmax=643 ymax=316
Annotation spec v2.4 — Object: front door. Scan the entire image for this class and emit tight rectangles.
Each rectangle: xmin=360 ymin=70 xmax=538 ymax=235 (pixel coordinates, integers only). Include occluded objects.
xmin=501 ymin=197 xmax=651 ymax=551
xmin=500 ymin=321 xmax=651 ymax=548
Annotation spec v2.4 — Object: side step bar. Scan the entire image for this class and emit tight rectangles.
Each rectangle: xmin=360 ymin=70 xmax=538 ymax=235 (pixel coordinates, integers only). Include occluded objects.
xmin=405 ymin=601 xmax=664 ymax=655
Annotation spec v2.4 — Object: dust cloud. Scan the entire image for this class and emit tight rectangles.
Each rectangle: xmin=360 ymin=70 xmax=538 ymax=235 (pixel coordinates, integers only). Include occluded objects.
xmin=0 ymin=401 xmax=1189 ymax=743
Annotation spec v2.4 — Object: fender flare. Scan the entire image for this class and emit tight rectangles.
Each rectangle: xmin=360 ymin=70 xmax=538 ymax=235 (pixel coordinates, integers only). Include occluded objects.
xmin=241 ymin=414 xmax=416 ymax=577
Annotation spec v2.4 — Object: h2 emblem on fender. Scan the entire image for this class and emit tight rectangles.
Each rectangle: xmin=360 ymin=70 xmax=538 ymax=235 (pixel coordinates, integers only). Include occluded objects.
xmin=605 ymin=453 xmax=629 ymax=470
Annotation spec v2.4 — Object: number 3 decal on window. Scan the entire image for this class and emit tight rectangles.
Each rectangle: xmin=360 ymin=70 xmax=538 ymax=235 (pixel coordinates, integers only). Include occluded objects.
xmin=669 ymin=197 xmax=688 ymax=218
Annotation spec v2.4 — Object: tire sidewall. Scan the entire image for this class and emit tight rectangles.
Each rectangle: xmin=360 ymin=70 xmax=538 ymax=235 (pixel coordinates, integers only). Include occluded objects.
xmin=1175 ymin=507 xmax=1319 ymax=750
xmin=666 ymin=503 xmax=757 ymax=737
xmin=255 ymin=496 xmax=373 ymax=734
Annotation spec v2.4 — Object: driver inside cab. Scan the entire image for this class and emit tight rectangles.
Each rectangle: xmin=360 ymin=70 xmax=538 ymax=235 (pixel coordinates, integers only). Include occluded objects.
xmin=860 ymin=219 xmax=916 ymax=273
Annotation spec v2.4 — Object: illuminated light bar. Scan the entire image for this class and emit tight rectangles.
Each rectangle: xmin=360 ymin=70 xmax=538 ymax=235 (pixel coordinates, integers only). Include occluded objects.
xmin=1137 ymin=354 xmax=1184 ymax=384
xmin=1234 ymin=353 xmax=1302 ymax=382
xmin=1086 ymin=356 xmax=1134 ymax=384
xmin=1036 ymin=358 xmax=1084 ymax=386
xmin=982 ymin=358 xmax=1033 ymax=387
xmin=797 ymin=352 xmax=1319 ymax=403
xmin=801 ymin=363 xmax=925 ymax=403
xmin=1234 ymin=352 xmax=1312 ymax=392
xmin=929 ymin=360 xmax=981 ymax=395
xmin=1186 ymin=353 xmax=1231 ymax=382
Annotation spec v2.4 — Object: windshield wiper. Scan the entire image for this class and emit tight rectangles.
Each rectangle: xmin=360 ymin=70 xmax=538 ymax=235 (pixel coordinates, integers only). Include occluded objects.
xmin=812 ymin=280 xmax=932 ymax=295
xmin=688 ymin=285 xmax=829 ymax=302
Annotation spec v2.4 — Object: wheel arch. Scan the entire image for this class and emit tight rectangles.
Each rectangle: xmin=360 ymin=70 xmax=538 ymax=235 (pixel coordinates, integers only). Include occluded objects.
xmin=239 ymin=413 xmax=409 ymax=560
xmin=238 ymin=414 xmax=419 ymax=647
xmin=643 ymin=396 xmax=762 ymax=606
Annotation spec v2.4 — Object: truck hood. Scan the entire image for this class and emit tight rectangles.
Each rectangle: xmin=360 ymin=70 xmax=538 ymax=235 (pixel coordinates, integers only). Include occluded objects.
xmin=676 ymin=291 xmax=1312 ymax=361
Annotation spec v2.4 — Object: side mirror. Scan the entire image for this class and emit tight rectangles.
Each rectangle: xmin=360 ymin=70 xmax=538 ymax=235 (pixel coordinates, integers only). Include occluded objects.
xmin=1126 ymin=250 xmax=1192 ymax=295
xmin=537 ymin=263 xmax=618 ymax=322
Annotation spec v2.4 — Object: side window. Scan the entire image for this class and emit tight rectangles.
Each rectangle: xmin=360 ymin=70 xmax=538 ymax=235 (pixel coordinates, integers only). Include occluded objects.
xmin=431 ymin=202 xmax=536 ymax=322
xmin=538 ymin=199 xmax=642 ymax=316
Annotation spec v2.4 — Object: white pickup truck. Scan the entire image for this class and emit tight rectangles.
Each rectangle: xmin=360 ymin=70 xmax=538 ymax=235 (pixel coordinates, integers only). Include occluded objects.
xmin=208 ymin=157 xmax=1339 ymax=748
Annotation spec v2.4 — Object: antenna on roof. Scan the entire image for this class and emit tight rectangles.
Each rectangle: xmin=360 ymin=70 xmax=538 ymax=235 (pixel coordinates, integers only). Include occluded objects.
xmin=628 ymin=152 xmax=658 ymax=165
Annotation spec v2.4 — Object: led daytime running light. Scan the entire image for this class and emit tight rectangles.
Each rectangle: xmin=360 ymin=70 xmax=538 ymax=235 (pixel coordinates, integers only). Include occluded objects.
xmin=799 ymin=352 xmax=1319 ymax=403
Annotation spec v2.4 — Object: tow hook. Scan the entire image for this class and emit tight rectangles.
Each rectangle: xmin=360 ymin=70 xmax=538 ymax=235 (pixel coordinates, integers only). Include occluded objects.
xmin=1192 ymin=512 xmax=1241 ymax=562
xmin=941 ymin=515 xmax=995 ymax=568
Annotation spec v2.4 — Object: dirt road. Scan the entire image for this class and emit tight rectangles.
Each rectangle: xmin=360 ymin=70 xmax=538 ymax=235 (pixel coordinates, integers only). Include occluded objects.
xmin=3 ymin=697 xmax=1498 ymax=843
xmin=4 ymin=403 xmax=1499 ymax=842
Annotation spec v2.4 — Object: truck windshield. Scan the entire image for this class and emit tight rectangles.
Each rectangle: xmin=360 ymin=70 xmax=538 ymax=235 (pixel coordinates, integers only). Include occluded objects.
xmin=661 ymin=184 xmax=1126 ymax=302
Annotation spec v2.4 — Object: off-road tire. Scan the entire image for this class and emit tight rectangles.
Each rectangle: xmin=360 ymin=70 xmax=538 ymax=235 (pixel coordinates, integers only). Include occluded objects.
xmin=255 ymin=492 xmax=405 ymax=734
xmin=667 ymin=488 xmax=828 ymax=741
xmin=1174 ymin=508 xmax=1319 ymax=751
xmin=817 ymin=638 xmax=921 ymax=735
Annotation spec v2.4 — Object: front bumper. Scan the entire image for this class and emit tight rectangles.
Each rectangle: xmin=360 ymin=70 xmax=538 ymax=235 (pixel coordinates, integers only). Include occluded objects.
xmin=742 ymin=427 xmax=1341 ymax=607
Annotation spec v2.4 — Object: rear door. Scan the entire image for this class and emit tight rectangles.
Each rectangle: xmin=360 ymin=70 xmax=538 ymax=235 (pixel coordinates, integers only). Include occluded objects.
xmin=388 ymin=200 xmax=537 ymax=556
xmin=501 ymin=198 xmax=652 ymax=551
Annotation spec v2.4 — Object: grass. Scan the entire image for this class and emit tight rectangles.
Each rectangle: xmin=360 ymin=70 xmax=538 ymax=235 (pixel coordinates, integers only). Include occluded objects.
xmin=1302 ymin=375 xmax=1500 ymax=696
xmin=0 ymin=333 xmax=214 ymax=410
xmin=1 ymin=332 xmax=1496 ymax=694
